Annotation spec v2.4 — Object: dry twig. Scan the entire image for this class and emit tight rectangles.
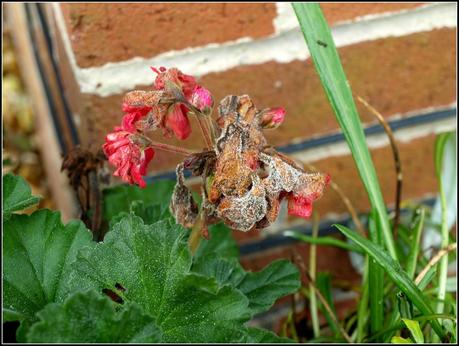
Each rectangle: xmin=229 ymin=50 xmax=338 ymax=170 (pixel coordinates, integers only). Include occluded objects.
xmin=357 ymin=96 xmax=403 ymax=238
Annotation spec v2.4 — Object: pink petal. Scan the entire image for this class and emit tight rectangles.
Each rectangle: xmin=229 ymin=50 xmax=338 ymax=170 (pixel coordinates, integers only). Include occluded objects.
xmin=287 ymin=193 xmax=313 ymax=219
xmin=190 ymin=86 xmax=213 ymax=111
xmin=166 ymin=104 xmax=191 ymax=140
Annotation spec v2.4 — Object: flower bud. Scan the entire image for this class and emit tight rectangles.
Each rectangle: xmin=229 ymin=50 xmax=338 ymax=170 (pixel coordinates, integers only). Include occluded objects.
xmin=190 ymin=86 xmax=214 ymax=111
xmin=259 ymin=107 xmax=286 ymax=129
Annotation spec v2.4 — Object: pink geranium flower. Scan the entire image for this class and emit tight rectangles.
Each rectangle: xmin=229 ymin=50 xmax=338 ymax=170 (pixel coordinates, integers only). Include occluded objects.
xmin=102 ymin=128 xmax=154 ymax=188
xmin=150 ymin=67 xmax=213 ymax=140
xmin=120 ymin=102 xmax=152 ymax=132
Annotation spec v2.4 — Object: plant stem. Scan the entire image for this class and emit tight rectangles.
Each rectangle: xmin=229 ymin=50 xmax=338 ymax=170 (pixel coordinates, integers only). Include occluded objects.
xmin=306 ymin=163 xmax=366 ymax=237
xmin=196 ymin=115 xmax=214 ymax=149
xmin=188 ymin=209 xmax=205 ymax=254
xmin=357 ymin=96 xmax=403 ymax=239
xmin=309 ymin=212 xmax=320 ymax=338
xmin=187 ymin=103 xmax=215 ymax=149
xmin=303 ymin=267 xmax=353 ymax=343
xmin=406 ymin=207 xmax=425 ymax=280
xmin=136 ymin=134 xmax=197 ymax=156
xmin=415 ymin=243 xmax=457 ymax=286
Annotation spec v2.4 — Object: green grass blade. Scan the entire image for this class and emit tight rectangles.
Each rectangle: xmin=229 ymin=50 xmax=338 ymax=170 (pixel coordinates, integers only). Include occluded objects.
xmin=406 ymin=208 xmax=426 ymax=279
xmin=283 ymin=230 xmax=364 ymax=254
xmin=309 ymin=214 xmax=320 ymax=338
xmin=402 ymin=318 xmax=424 ymax=343
xmin=316 ymin=273 xmax=340 ymax=336
xmin=391 ymin=336 xmax=412 ymax=343
xmin=368 ymin=210 xmax=384 ymax=336
xmin=335 ymin=224 xmax=446 ymax=340
xmin=434 ymin=132 xmax=454 ymax=316
xmin=292 ymin=3 xmax=397 ymax=260
xmin=356 ymin=257 xmax=369 ymax=342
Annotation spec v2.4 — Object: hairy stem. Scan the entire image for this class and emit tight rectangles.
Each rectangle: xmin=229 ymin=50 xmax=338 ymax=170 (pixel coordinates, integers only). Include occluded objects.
xmin=135 ymin=134 xmax=197 ymax=156
xmin=188 ymin=209 xmax=206 ymax=254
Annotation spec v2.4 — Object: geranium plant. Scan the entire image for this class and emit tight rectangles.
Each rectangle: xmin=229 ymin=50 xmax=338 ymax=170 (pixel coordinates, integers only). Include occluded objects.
xmin=102 ymin=66 xmax=330 ymax=251
xmin=3 ymin=62 xmax=331 ymax=342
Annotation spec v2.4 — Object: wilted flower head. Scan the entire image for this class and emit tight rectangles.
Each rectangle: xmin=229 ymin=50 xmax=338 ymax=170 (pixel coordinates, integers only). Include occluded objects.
xmin=172 ymin=95 xmax=330 ymax=232
xmin=103 ymin=66 xmax=329 ymax=232
xmin=102 ymin=128 xmax=154 ymax=188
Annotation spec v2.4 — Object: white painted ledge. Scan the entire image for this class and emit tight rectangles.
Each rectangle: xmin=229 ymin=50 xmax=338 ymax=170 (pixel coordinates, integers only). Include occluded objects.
xmin=52 ymin=3 xmax=457 ymax=97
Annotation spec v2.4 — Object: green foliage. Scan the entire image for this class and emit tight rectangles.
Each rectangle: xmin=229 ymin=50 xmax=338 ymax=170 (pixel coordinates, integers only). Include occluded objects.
xmin=243 ymin=327 xmax=294 ymax=343
xmin=3 ymin=175 xmax=298 ymax=343
xmin=284 ymin=230 xmax=363 ymax=254
xmin=72 ymin=214 xmax=251 ymax=342
xmin=194 ymin=222 xmax=240 ymax=260
xmin=102 ymin=179 xmax=176 ymax=222
xmin=192 ymin=255 xmax=300 ymax=316
xmin=3 ymin=173 xmax=41 ymax=220
xmin=391 ymin=335 xmax=413 ymax=343
xmin=27 ymin=290 xmax=162 ymax=343
xmin=3 ymin=210 xmax=93 ymax=322
xmin=335 ymin=224 xmax=445 ymax=339
xmin=291 ymin=4 xmax=456 ymax=344
xmin=401 ymin=318 xmax=424 ymax=343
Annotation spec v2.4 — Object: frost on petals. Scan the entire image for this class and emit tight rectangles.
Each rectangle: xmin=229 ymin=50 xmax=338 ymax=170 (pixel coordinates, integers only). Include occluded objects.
xmin=190 ymin=86 xmax=213 ymax=111
xmin=259 ymin=107 xmax=286 ymax=129
xmin=102 ymin=128 xmax=154 ymax=188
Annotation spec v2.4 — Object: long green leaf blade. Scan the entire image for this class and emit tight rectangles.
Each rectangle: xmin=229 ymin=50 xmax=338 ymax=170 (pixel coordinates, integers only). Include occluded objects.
xmin=368 ymin=210 xmax=384 ymax=336
xmin=406 ymin=208 xmax=426 ymax=280
xmin=434 ymin=132 xmax=454 ymax=317
xmin=335 ymin=224 xmax=446 ymax=339
xmin=283 ymin=230 xmax=363 ymax=254
xmin=292 ymin=3 xmax=397 ymax=260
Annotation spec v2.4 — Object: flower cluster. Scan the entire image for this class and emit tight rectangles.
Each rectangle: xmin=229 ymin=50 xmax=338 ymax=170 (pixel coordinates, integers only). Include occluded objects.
xmin=103 ymin=67 xmax=330 ymax=232
xmin=103 ymin=67 xmax=212 ymax=187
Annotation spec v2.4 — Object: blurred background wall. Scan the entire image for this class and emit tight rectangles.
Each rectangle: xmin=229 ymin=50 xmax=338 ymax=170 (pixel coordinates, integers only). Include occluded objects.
xmin=3 ymin=2 xmax=457 ymax=327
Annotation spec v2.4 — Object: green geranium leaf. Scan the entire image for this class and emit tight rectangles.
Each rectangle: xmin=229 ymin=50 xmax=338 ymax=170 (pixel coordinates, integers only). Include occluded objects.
xmin=193 ymin=255 xmax=300 ymax=316
xmin=238 ymin=259 xmax=300 ymax=315
xmin=72 ymin=214 xmax=251 ymax=343
xmin=109 ymin=200 xmax=172 ymax=228
xmin=193 ymin=255 xmax=246 ymax=288
xmin=103 ymin=180 xmax=176 ymax=222
xmin=27 ymin=290 xmax=162 ymax=343
xmin=3 ymin=173 xmax=41 ymax=220
xmin=194 ymin=223 xmax=239 ymax=260
xmin=243 ymin=327 xmax=294 ymax=343
xmin=3 ymin=210 xmax=93 ymax=323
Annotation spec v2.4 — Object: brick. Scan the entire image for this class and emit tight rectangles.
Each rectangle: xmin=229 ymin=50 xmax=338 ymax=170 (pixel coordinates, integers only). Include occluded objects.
xmin=321 ymin=3 xmax=426 ymax=25
xmin=199 ymin=28 xmax=456 ymax=147
xmin=303 ymin=133 xmax=440 ymax=220
xmin=59 ymin=3 xmax=427 ymax=68
xmin=74 ymin=28 xmax=455 ymax=176
xmin=60 ymin=3 xmax=277 ymax=68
